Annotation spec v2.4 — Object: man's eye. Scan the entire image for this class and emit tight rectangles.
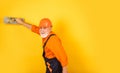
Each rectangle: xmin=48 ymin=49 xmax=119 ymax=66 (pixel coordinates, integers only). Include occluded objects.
xmin=43 ymin=27 xmax=47 ymax=29
xmin=40 ymin=27 xmax=47 ymax=29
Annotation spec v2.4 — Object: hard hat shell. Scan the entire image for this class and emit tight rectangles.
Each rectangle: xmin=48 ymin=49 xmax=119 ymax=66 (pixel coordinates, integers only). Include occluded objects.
xmin=39 ymin=18 xmax=52 ymax=28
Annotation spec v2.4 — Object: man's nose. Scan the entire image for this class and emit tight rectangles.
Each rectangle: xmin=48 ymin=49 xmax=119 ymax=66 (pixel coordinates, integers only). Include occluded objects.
xmin=40 ymin=28 xmax=45 ymax=31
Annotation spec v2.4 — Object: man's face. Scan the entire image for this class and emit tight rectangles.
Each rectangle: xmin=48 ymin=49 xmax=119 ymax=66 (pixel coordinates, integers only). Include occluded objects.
xmin=39 ymin=26 xmax=52 ymax=38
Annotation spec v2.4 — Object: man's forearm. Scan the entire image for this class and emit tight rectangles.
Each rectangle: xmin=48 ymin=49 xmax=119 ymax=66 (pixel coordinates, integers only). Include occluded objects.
xmin=16 ymin=18 xmax=32 ymax=30
xmin=22 ymin=22 xmax=32 ymax=30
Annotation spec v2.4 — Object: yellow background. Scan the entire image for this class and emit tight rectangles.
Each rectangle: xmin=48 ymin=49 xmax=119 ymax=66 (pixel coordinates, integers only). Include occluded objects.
xmin=0 ymin=0 xmax=120 ymax=73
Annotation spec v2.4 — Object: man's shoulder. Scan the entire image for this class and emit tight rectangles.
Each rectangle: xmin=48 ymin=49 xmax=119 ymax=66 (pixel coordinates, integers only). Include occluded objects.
xmin=49 ymin=32 xmax=60 ymax=41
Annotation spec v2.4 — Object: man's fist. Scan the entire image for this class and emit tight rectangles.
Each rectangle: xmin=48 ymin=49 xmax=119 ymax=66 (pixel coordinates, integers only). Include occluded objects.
xmin=16 ymin=18 xmax=25 ymax=25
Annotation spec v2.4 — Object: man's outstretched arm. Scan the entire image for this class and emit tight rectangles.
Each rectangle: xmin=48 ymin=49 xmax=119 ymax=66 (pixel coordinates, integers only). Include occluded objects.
xmin=16 ymin=18 xmax=40 ymax=34
xmin=16 ymin=18 xmax=32 ymax=29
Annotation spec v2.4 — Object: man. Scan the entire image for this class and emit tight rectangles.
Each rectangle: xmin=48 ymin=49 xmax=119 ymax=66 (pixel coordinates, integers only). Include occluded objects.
xmin=16 ymin=18 xmax=68 ymax=73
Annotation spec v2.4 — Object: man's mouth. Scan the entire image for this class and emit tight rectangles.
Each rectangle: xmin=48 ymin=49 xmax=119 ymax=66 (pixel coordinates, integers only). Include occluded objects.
xmin=41 ymin=32 xmax=45 ymax=34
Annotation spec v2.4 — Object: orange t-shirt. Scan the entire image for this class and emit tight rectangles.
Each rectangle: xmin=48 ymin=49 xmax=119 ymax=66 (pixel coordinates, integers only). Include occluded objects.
xmin=31 ymin=25 xmax=68 ymax=67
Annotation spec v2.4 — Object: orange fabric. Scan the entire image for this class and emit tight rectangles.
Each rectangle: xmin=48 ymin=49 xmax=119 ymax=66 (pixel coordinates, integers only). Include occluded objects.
xmin=31 ymin=26 xmax=68 ymax=67
xmin=42 ymin=32 xmax=68 ymax=67
xmin=31 ymin=25 xmax=40 ymax=34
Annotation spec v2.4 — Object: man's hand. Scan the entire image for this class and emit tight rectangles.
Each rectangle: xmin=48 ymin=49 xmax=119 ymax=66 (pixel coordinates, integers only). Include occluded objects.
xmin=62 ymin=66 xmax=68 ymax=73
xmin=16 ymin=18 xmax=25 ymax=25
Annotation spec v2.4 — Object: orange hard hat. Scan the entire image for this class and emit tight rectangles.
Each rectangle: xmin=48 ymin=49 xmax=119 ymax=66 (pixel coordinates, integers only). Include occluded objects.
xmin=39 ymin=18 xmax=52 ymax=28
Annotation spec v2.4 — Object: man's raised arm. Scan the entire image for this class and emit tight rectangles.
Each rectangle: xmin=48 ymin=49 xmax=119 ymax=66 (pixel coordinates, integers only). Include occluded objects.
xmin=16 ymin=18 xmax=32 ymax=30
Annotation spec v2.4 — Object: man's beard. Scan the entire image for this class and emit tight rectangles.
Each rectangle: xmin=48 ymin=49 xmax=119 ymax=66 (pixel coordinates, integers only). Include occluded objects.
xmin=40 ymin=31 xmax=49 ymax=38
